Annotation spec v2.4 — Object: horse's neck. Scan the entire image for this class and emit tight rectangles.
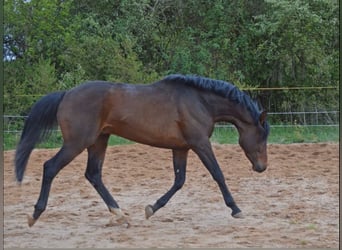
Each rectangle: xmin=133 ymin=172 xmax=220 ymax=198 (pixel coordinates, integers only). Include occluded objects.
xmin=208 ymin=94 xmax=253 ymax=127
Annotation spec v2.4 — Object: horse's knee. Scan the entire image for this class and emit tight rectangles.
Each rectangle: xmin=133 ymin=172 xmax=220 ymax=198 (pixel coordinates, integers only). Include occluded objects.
xmin=85 ymin=155 xmax=103 ymax=183
xmin=211 ymin=169 xmax=225 ymax=184
xmin=174 ymin=166 xmax=186 ymax=187
xmin=85 ymin=168 xmax=101 ymax=187
xmin=213 ymin=175 xmax=225 ymax=185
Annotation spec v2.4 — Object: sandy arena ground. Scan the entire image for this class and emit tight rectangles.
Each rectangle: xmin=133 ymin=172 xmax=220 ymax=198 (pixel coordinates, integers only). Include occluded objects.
xmin=3 ymin=143 xmax=339 ymax=248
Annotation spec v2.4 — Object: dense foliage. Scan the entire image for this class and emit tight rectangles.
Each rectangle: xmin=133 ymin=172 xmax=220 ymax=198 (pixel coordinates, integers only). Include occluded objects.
xmin=4 ymin=0 xmax=339 ymax=121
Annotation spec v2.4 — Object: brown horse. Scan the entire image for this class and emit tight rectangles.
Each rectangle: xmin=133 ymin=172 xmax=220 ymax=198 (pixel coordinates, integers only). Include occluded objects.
xmin=15 ymin=74 xmax=270 ymax=227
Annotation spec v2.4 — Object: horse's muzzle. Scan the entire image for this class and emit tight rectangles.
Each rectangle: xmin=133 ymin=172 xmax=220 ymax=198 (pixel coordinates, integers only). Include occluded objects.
xmin=252 ymin=163 xmax=267 ymax=173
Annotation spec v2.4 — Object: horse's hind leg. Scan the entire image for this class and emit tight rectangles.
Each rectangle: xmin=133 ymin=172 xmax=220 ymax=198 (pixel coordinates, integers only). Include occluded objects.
xmin=145 ymin=149 xmax=188 ymax=219
xmin=85 ymin=134 xmax=129 ymax=226
xmin=28 ymin=144 xmax=83 ymax=227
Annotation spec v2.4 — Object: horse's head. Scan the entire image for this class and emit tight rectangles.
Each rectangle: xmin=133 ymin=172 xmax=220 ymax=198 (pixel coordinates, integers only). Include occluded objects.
xmin=238 ymin=111 xmax=269 ymax=173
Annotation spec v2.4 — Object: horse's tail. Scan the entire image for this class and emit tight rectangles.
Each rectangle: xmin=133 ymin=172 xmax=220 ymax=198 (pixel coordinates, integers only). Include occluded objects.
xmin=15 ymin=91 xmax=66 ymax=183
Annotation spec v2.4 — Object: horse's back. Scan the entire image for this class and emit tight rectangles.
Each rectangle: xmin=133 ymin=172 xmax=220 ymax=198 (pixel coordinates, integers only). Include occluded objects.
xmin=56 ymin=81 xmax=194 ymax=148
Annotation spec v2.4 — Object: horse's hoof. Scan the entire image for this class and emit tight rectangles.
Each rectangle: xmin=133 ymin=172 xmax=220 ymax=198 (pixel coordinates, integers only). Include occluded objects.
xmin=232 ymin=211 xmax=244 ymax=219
xmin=106 ymin=217 xmax=131 ymax=228
xmin=27 ymin=214 xmax=36 ymax=227
xmin=108 ymin=208 xmax=131 ymax=228
xmin=117 ymin=216 xmax=131 ymax=228
xmin=145 ymin=205 xmax=154 ymax=219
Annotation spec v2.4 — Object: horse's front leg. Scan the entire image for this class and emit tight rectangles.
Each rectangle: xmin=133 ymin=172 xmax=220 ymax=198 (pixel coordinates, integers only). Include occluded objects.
xmin=145 ymin=149 xmax=188 ymax=219
xmin=192 ymin=140 xmax=243 ymax=218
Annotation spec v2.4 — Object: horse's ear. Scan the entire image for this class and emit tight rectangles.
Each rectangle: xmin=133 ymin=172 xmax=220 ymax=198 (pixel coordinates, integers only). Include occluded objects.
xmin=259 ymin=111 xmax=267 ymax=125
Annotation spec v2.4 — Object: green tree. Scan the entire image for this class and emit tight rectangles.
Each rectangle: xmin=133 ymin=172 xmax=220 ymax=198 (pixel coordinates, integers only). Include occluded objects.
xmin=251 ymin=0 xmax=338 ymax=112
xmin=4 ymin=0 xmax=339 ymax=118
xmin=253 ymin=0 xmax=338 ymax=87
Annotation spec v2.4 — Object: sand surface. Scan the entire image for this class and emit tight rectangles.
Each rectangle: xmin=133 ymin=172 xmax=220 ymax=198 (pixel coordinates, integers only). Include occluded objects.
xmin=3 ymin=143 xmax=339 ymax=248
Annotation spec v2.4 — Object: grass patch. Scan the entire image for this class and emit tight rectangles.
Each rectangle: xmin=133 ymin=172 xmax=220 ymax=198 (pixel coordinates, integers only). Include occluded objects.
xmin=3 ymin=131 xmax=133 ymax=151
xmin=267 ymin=126 xmax=339 ymax=144
xmin=210 ymin=125 xmax=339 ymax=144
xmin=306 ymin=223 xmax=317 ymax=230
xmin=3 ymin=125 xmax=339 ymax=151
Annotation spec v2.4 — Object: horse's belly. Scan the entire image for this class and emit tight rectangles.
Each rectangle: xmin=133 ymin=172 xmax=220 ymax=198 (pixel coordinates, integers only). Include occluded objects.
xmin=102 ymin=121 xmax=188 ymax=149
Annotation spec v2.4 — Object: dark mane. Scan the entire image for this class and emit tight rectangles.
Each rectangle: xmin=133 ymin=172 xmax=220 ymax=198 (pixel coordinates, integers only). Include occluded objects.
xmin=163 ymin=74 xmax=266 ymax=127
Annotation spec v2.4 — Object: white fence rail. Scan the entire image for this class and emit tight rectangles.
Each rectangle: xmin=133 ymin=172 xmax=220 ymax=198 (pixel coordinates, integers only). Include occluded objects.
xmin=3 ymin=111 xmax=339 ymax=133
xmin=3 ymin=112 xmax=339 ymax=149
